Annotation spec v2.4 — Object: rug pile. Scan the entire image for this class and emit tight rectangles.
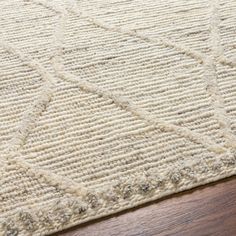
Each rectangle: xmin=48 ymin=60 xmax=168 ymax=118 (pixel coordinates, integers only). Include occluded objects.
xmin=0 ymin=0 xmax=236 ymax=235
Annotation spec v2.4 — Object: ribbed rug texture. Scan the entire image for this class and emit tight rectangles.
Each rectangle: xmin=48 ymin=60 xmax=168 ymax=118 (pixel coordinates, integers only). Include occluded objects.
xmin=0 ymin=0 xmax=236 ymax=235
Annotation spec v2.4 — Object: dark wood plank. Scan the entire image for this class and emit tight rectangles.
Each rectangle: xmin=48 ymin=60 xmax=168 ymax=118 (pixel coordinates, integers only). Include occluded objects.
xmin=55 ymin=176 xmax=236 ymax=236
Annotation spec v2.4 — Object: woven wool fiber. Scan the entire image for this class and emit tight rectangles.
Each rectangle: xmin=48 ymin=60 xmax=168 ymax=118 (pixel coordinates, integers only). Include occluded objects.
xmin=0 ymin=0 xmax=236 ymax=235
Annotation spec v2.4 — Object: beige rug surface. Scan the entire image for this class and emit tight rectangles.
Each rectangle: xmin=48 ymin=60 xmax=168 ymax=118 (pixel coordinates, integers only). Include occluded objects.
xmin=0 ymin=0 xmax=236 ymax=235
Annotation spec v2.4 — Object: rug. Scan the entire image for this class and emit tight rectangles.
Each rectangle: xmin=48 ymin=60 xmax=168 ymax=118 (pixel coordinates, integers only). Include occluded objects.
xmin=0 ymin=0 xmax=236 ymax=235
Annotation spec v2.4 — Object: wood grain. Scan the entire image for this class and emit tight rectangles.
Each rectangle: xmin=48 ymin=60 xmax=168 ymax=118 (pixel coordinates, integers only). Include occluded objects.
xmin=54 ymin=176 xmax=236 ymax=236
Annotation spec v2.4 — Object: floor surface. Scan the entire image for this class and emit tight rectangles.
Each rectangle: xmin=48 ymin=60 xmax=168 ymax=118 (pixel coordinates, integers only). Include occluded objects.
xmin=54 ymin=176 xmax=236 ymax=236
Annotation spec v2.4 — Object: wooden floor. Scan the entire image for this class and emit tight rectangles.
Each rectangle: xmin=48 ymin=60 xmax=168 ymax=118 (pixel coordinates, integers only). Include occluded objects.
xmin=55 ymin=176 xmax=236 ymax=236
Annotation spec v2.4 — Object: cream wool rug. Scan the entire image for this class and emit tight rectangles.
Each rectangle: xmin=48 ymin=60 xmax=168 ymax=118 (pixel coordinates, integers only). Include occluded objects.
xmin=0 ymin=0 xmax=236 ymax=235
